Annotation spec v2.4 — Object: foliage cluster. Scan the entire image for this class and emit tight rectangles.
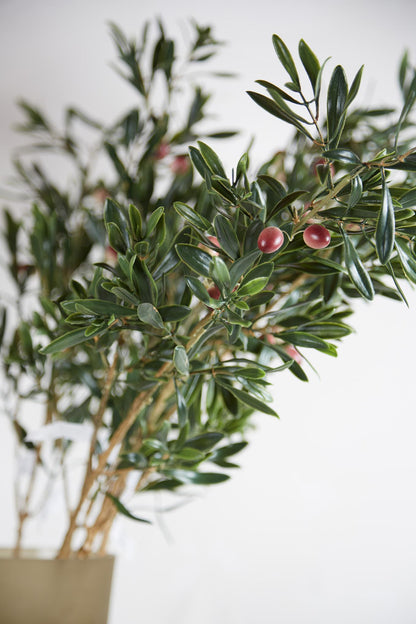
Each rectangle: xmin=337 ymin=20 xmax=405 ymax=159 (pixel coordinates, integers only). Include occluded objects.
xmin=1 ymin=21 xmax=416 ymax=558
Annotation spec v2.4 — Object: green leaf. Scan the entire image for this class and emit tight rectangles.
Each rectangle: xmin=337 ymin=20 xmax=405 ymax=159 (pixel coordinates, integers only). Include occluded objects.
xmin=174 ymin=202 xmax=211 ymax=231
xmin=298 ymin=39 xmax=320 ymax=91
xmin=247 ymin=91 xmax=314 ymax=141
xmin=137 ymin=303 xmax=165 ymax=330
xmin=348 ymin=175 xmax=363 ymax=209
xmin=327 ymin=65 xmax=348 ymax=144
xmin=158 ymin=305 xmax=192 ymax=322
xmin=197 ymin=141 xmax=227 ymax=178
xmin=346 ymin=65 xmax=364 ymax=107
xmin=128 ymin=204 xmax=143 ymax=240
xmin=267 ymin=189 xmax=306 ymax=222
xmin=341 ymin=229 xmax=374 ymax=300
xmin=176 ymin=243 xmax=212 ymax=277
xmin=214 ymin=215 xmax=240 ymax=259
xmin=189 ymin=145 xmax=212 ymax=179
xmin=107 ymin=222 xmax=128 ymax=254
xmin=272 ymin=34 xmax=300 ymax=88
xmin=225 ymin=309 xmax=251 ymax=327
xmin=173 ymin=346 xmax=189 ymax=376
xmin=216 ymin=379 xmax=278 ymax=417
xmin=0 ymin=308 xmax=6 ymax=349
xmin=147 ymin=206 xmax=164 ymax=236
xmin=186 ymin=276 xmax=211 ymax=304
xmin=237 ymin=262 xmax=273 ymax=297
xmin=162 ymin=469 xmax=230 ymax=485
xmin=173 ymin=447 xmax=205 ymax=462
xmin=299 ymin=322 xmax=352 ymax=339
xmin=279 ymin=331 xmax=337 ymax=356
xmin=210 ymin=256 xmax=231 ymax=291
xmin=236 ymin=152 xmax=249 ymax=182
xmin=395 ymin=237 xmax=416 ymax=283
xmin=258 ymin=175 xmax=286 ymax=201
xmin=256 ymin=80 xmax=302 ymax=105
xmin=184 ymin=432 xmax=224 ymax=451
xmin=40 ymin=328 xmax=97 ymax=355
xmin=106 ymin=493 xmax=151 ymax=524
xmin=376 ymin=178 xmax=395 ymax=264
xmin=229 ymin=251 xmax=260 ymax=289
xmin=63 ymin=298 xmax=136 ymax=317
xmin=395 ymin=71 xmax=416 ymax=148
xmin=323 ymin=148 xmax=361 ymax=165
xmin=399 ymin=188 xmax=416 ymax=209
xmin=175 ymin=381 xmax=188 ymax=427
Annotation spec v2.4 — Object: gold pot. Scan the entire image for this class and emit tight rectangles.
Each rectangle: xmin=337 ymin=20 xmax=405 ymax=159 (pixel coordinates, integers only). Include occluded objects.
xmin=0 ymin=549 xmax=115 ymax=624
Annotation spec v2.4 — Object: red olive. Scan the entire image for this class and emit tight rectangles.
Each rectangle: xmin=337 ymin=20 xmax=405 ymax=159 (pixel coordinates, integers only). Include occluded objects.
xmin=303 ymin=224 xmax=331 ymax=249
xmin=207 ymin=285 xmax=221 ymax=300
xmin=257 ymin=226 xmax=284 ymax=254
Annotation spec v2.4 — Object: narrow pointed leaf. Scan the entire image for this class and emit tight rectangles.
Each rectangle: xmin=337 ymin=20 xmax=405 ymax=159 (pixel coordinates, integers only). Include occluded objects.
xmin=197 ymin=141 xmax=227 ymax=178
xmin=174 ymin=202 xmax=211 ymax=231
xmin=214 ymin=215 xmax=239 ymax=259
xmin=106 ymin=494 xmax=151 ymax=524
xmin=298 ymin=39 xmax=320 ymax=90
xmin=272 ymin=34 xmax=300 ymax=87
xmin=341 ymin=229 xmax=374 ymax=300
xmin=327 ymin=65 xmax=348 ymax=141
xmin=176 ymin=243 xmax=212 ymax=277
xmin=376 ymin=178 xmax=395 ymax=264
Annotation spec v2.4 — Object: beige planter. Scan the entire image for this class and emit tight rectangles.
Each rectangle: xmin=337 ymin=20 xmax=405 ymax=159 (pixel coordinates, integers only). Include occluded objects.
xmin=0 ymin=549 xmax=115 ymax=624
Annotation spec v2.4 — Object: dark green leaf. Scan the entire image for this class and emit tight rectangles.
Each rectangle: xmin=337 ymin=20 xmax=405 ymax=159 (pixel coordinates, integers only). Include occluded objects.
xmin=216 ymin=379 xmax=278 ymax=417
xmin=174 ymin=202 xmax=211 ymax=231
xmin=256 ymin=80 xmax=302 ymax=105
xmin=327 ymin=65 xmax=348 ymax=144
xmin=197 ymin=141 xmax=227 ymax=177
xmin=106 ymin=493 xmax=151 ymax=524
xmin=184 ymin=432 xmax=224 ymax=451
xmin=279 ymin=331 xmax=337 ymax=356
xmin=147 ymin=206 xmax=164 ymax=236
xmin=376 ymin=178 xmax=395 ymax=264
xmin=229 ymin=251 xmax=261 ymax=289
xmin=158 ymin=305 xmax=192 ymax=322
xmin=162 ymin=469 xmax=230 ymax=485
xmin=341 ymin=229 xmax=374 ymax=300
xmin=137 ymin=303 xmax=165 ymax=330
xmin=323 ymin=148 xmax=361 ymax=165
xmin=267 ymin=190 xmax=306 ymax=222
xmin=272 ymin=34 xmax=300 ymax=87
xmin=348 ymin=175 xmax=363 ymax=209
xmin=298 ymin=39 xmax=320 ymax=90
xmin=186 ymin=276 xmax=211 ymax=304
xmin=214 ymin=215 xmax=240 ymax=259
xmin=128 ymin=204 xmax=143 ymax=240
xmin=176 ymin=243 xmax=212 ymax=277
xmin=346 ymin=65 xmax=364 ymax=107
xmin=395 ymin=237 xmax=416 ymax=283
xmin=247 ymin=91 xmax=314 ymax=141
xmin=63 ymin=298 xmax=135 ymax=317
xmin=107 ymin=222 xmax=128 ymax=254
xmin=40 ymin=328 xmax=97 ymax=355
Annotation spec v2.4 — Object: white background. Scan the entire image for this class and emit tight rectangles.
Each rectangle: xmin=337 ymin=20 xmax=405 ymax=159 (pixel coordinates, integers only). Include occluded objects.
xmin=1 ymin=1 xmax=416 ymax=623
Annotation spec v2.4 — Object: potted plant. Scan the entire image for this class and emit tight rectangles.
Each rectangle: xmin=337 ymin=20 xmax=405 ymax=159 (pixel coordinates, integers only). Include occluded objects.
xmin=1 ymin=19 xmax=416 ymax=624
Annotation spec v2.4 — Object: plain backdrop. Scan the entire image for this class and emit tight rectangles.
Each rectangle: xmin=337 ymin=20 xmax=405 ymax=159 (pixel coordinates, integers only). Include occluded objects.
xmin=1 ymin=1 xmax=416 ymax=623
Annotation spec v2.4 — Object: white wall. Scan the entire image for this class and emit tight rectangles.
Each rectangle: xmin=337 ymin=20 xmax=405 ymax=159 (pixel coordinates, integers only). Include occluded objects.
xmin=1 ymin=1 xmax=416 ymax=623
